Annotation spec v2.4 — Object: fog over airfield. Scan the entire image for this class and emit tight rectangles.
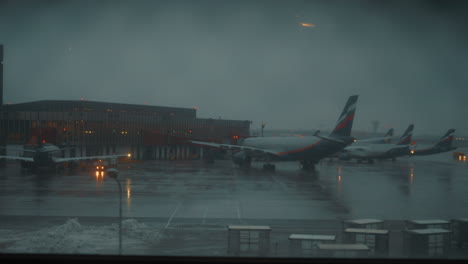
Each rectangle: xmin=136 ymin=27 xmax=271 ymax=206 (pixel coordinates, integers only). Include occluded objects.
xmin=0 ymin=0 xmax=467 ymax=136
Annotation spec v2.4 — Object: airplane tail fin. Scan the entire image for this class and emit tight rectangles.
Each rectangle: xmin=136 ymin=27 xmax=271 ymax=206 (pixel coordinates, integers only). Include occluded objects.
xmin=435 ymin=129 xmax=455 ymax=148
xmin=329 ymin=95 xmax=358 ymax=138
xmin=396 ymin=124 xmax=414 ymax=145
xmin=385 ymin=128 xmax=394 ymax=137
xmin=382 ymin=128 xmax=394 ymax=143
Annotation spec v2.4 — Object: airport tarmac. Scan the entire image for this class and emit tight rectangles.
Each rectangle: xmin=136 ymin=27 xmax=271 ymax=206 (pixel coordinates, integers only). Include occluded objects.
xmin=0 ymin=148 xmax=467 ymax=257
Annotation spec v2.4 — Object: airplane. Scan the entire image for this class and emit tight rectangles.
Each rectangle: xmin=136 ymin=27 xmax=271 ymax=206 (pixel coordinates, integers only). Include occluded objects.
xmin=0 ymin=142 xmax=130 ymax=172
xmin=336 ymin=124 xmax=414 ymax=164
xmin=353 ymin=128 xmax=394 ymax=144
xmin=189 ymin=95 xmax=359 ymax=171
xmin=411 ymin=129 xmax=457 ymax=156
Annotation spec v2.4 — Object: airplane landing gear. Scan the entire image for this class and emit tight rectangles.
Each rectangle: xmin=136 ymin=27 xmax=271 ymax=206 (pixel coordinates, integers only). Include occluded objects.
xmin=262 ymin=163 xmax=276 ymax=171
xmin=300 ymin=160 xmax=315 ymax=171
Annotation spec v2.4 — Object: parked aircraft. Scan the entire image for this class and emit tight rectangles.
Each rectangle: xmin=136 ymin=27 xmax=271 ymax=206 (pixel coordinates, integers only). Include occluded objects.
xmin=0 ymin=142 xmax=130 ymax=172
xmin=190 ymin=95 xmax=358 ymax=171
xmin=411 ymin=129 xmax=457 ymax=156
xmin=354 ymin=128 xmax=394 ymax=144
xmin=337 ymin=124 xmax=414 ymax=163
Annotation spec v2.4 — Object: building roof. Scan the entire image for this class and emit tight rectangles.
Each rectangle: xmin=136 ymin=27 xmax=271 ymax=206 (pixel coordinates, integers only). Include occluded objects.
xmin=3 ymin=100 xmax=196 ymax=118
xmin=227 ymin=225 xmax=271 ymax=231
xmin=345 ymin=228 xmax=389 ymax=235
xmin=344 ymin=219 xmax=383 ymax=225
xmin=407 ymin=219 xmax=450 ymax=225
xmin=317 ymin=244 xmax=369 ymax=251
xmin=406 ymin=228 xmax=452 ymax=235
xmin=289 ymin=234 xmax=336 ymax=241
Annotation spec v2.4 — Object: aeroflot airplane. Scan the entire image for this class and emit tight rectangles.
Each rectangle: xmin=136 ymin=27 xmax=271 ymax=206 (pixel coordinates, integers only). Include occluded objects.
xmin=0 ymin=142 xmax=129 ymax=171
xmin=412 ymin=129 xmax=457 ymax=156
xmin=337 ymin=124 xmax=414 ymax=163
xmin=190 ymin=95 xmax=358 ymax=171
xmin=353 ymin=128 xmax=394 ymax=144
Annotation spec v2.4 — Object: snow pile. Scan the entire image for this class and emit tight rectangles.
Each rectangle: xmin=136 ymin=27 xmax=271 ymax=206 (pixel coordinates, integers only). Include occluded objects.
xmin=119 ymin=219 xmax=162 ymax=245
xmin=1 ymin=218 xmax=163 ymax=255
xmin=22 ymin=218 xmax=96 ymax=254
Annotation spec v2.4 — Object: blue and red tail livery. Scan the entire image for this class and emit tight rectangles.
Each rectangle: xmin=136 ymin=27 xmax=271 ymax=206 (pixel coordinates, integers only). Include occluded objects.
xmin=436 ymin=129 xmax=455 ymax=148
xmin=330 ymin=95 xmax=358 ymax=138
xmin=396 ymin=124 xmax=414 ymax=145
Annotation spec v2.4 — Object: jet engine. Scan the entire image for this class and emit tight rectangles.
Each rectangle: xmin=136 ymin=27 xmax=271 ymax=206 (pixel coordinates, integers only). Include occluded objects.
xmin=337 ymin=152 xmax=351 ymax=161
xmin=232 ymin=151 xmax=252 ymax=167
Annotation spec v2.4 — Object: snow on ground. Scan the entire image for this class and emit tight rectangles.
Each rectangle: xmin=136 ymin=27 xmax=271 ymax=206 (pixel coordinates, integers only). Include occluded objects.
xmin=0 ymin=218 xmax=164 ymax=255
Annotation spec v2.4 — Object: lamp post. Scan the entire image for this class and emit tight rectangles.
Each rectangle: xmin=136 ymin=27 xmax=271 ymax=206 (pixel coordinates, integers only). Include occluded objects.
xmin=107 ymin=168 xmax=122 ymax=255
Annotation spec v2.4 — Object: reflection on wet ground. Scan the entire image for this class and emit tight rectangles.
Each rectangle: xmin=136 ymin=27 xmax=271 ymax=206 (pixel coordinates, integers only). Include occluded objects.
xmin=0 ymin=150 xmax=467 ymax=221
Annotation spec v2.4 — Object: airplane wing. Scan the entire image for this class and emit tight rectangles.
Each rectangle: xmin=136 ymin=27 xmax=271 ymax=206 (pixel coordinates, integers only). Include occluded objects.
xmin=53 ymin=154 xmax=128 ymax=163
xmin=355 ymin=136 xmax=396 ymax=144
xmin=0 ymin=155 xmax=34 ymax=162
xmin=189 ymin=141 xmax=280 ymax=156
xmin=0 ymin=146 xmax=37 ymax=153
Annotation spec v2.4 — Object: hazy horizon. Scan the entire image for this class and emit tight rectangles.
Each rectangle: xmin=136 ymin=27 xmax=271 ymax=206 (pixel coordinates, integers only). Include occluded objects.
xmin=1 ymin=0 xmax=467 ymax=136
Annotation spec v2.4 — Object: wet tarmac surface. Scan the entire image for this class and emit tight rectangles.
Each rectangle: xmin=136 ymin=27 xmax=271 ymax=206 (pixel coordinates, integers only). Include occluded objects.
xmin=1 ymin=149 xmax=467 ymax=221
xmin=0 ymin=148 xmax=467 ymax=257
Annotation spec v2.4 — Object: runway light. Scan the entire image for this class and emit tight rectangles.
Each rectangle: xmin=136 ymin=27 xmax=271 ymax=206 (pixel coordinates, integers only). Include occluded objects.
xmin=127 ymin=153 xmax=132 ymax=157
xmin=410 ymin=150 xmax=415 ymax=154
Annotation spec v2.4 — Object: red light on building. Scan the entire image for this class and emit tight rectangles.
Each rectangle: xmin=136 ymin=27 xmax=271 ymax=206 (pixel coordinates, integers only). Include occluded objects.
xmin=80 ymin=97 xmax=85 ymax=101
xmin=233 ymin=136 xmax=239 ymax=139
xmin=42 ymin=140 xmax=46 ymax=143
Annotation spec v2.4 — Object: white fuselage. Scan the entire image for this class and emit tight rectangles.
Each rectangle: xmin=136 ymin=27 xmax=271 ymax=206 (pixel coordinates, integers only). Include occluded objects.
xmin=240 ymin=136 xmax=350 ymax=162
xmin=344 ymin=143 xmax=409 ymax=160
xmin=242 ymin=136 xmax=321 ymax=154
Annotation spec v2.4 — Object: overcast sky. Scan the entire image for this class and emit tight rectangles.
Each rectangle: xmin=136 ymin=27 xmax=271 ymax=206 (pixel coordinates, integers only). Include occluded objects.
xmin=1 ymin=0 xmax=467 ymax=136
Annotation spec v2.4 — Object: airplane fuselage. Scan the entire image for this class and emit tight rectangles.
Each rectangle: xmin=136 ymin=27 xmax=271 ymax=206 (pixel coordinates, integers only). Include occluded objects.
xmin=344 ymin=143 xmax=409 ymax=160
xmin=413 ymin=145 xmax=457 ymax=156
xmin=242 ymin=136 xmax=354 ymax=162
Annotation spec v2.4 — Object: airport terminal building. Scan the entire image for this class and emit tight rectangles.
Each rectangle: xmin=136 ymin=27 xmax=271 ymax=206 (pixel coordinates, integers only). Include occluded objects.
xmin=0 ymin=100 xmax=251 ymax=160
xmin=0 ymin=44 xmax=250 ymax=161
